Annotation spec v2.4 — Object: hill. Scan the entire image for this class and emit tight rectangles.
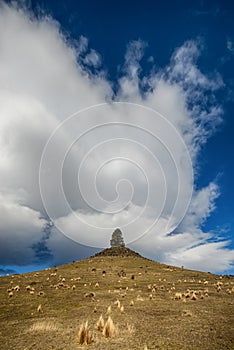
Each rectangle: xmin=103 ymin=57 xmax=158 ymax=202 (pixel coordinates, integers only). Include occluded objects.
xmin=0 ymin=248 xmax=234 ymax=349
xmin=93 ymin=246 xmax=143 ymax=258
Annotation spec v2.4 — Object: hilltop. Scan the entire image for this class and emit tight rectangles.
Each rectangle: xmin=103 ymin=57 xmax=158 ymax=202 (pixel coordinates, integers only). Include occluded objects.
xmin=93 ymin=246 xmax=143 ymax=258
xmin=0 ymin=249 xmax=234 ymax=349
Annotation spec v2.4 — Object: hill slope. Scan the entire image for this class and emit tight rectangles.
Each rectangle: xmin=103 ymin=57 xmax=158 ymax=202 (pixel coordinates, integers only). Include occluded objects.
xmin=0 ymin=249 xmax=234 ymax=350
xmin=93 ymin=246 xmax=143 ymax=258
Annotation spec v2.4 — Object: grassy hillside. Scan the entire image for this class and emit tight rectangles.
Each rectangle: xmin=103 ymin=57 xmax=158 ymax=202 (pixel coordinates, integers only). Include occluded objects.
xmin=0 ymin=248 xmax=234 ymax=349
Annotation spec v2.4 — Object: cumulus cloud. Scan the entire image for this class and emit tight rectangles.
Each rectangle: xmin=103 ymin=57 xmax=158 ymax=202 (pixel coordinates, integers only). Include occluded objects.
xmin=165 ymin=241 xmax=234 ymax=273
xmin=0 ymin=3 xmax=233 ymax=272
xmin=83 ymin=49 xmax=102 ymax=68
xmin=0 ymin=192 xmax=46 ymax=265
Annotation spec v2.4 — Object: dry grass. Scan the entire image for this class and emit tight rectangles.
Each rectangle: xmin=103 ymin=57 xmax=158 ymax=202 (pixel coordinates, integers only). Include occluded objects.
xmin=106 ymin=305 xmax=111 ymax=315
xmin=182 ymin=309 xmax=193 ymax=317
xmin=97 ymin=314 xmax=104 ymax=331
xmin=127 ymin=323 xmax=135 ymax=334
xmin=0 ymin=251 xmax=234 ymax=349
xmin=191 ymin=293 xmax=197 ymax=301
xmin=28 ymin=320 xmax=59 ymax=332
xmin=78 ymin=321 xmax=92 ymax=345
xmin=37 ymin=304 xmax=42 ymax=313
xmin=174 ymin=292 xmax=182 ymax=300
xmin=114 ymin=299 xmax=121 ymax=308
xmin=102 ymin=316 xmax=117 ymax=338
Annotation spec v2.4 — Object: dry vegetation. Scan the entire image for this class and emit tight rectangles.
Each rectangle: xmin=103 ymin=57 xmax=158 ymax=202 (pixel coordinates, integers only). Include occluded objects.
xmin=0 ymin=247 xmax=234 ymax=349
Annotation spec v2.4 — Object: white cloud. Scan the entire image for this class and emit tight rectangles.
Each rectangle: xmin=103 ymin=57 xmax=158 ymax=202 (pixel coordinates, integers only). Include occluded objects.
xmin=164 ymin=241 xmax=234 ymax=273
xmin=227 ymin=38 xmax=234 ymax=53
xmin=178 ymin=182 xmax=220 ymax=230
xmin=0 ymin=3 xmax=233 ymax=272
xmin=0 ymin=192 xmax=46 ymax=265
xmin=83 ymin=49 xmax=101 ymax=68
xmin=46 ymin=227 xmax=98 ymax=265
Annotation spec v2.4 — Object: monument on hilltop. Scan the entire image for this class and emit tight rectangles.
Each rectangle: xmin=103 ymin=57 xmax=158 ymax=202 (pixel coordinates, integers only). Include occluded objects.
xmin=110 ymin=228 xmax=125 ymax=247
xmin=94 ymin=229 xmax=141 ymax=257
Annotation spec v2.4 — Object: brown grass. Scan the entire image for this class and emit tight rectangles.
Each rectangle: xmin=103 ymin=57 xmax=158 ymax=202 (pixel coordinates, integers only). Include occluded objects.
xmin=102 ymin=316 xmax=117 ymax=338
xmin=191 ymin=293 xmax=197 ymax=301
xmin=28 ymin=320 xmax=59 ymax=332
xmin=78 ymin=321 xmax=92 ymax=345
xmin=97 ymin=314 xmax=104 ymax=331
xmin=106 ymin=305 xmax=111 ymax=315
xmin=127 ymin=323 xmax=135 ymax=334
xmin=0 ymin=252 xmax=234 ymax=349
xmin=174 ymin=292 xmax=182 ymax=300
xmin=114 ymin=299 xmax=121 ymax=308
xmin=37 ymin=304 xmax=42 ymax=312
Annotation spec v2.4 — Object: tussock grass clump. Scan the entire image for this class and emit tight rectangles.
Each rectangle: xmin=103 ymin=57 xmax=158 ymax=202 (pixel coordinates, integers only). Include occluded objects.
xmin=37 ymin=304 xmax=42 ymax=312
xmin=191 ymin=293 xmax=197 ymax=301
xmin=85 ymin=292 xmax=95 ymax=299
xmin=114 ymin=299 xmax=121 ymax=308
xmin=217 ymin=281 xmax=223 ymax=287
xmin=174 ymin=292 xmax=182 ymax=300
xmin=106 ymin=305 xmax=111 ymax=315
xmin=136 ymin=295 xmax=144 ymax=301
xmin=96 ymin=314 xmax=104 ymax=331
xmin=102 ymin=316 xmax=117 ymax=338
xmin=78 ymin=321 xmax=92 ymax=345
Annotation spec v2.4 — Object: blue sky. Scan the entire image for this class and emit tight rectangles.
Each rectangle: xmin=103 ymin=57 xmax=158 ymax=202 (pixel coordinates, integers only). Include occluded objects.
xmin=38 ymin=0 xmax=234 ymax=233
xmin=0 ymin=0 xmax=234 ymax=275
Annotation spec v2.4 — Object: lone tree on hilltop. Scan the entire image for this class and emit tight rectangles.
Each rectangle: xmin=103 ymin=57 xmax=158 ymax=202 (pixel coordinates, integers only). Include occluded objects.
xmin=110 ymin=228 xmax=125 ymax=247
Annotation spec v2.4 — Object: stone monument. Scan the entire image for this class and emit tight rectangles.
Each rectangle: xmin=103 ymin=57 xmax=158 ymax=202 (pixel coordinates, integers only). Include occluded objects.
xmin=110 ymin=228 xmax=125 ymax=247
